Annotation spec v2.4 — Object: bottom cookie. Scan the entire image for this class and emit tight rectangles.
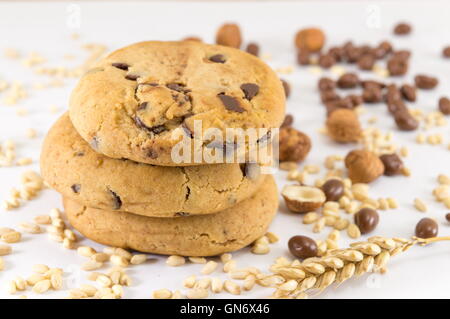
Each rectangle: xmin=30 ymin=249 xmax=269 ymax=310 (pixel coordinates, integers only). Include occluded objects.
xmin=64 ymin=176 xmax=278 ymax=256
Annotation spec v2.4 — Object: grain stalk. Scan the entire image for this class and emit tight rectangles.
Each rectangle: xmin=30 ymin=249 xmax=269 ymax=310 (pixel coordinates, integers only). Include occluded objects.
xmin=266 ymin=236 xmax=450 ymax=299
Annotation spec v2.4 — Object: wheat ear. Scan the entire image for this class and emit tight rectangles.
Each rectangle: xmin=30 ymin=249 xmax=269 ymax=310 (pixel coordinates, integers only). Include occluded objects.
xmin=264 ymin=236 xmax=450 ymax=299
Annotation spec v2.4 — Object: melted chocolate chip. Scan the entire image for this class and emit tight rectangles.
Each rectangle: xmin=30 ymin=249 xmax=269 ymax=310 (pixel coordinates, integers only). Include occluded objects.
xmin=134 ymin=116 xmax=167 ymax=134
xmin=240 ymin=83 xmax=259 ymax=101
xmin=112 ymin=63 xmax=129 ymax=71
xmin=71 ymin=184 xmax=81 ymax=193
xmin=209 ymin=54 xmax=226 ymax=63
xmin=109 ymin=190 xmax=122 ymax=210
xmin=218 ymin=94 xmax=245 ymax=113
xmin=146 ymin=148 xmax=158 ymax=159
xmin=74 ymin=151 xmax=84 ymax=157
xmin=167 ymin=83 xmax=186 ymax=92
xmin=125 ymin=74 xmax=139 ymax=81
xmin=137 ymin=102 xmax=148 ymax=111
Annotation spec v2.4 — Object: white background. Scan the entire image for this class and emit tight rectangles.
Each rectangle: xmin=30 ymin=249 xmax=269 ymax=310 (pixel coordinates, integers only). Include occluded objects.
xmin=0 ymin=0 xmax=449 ymax=299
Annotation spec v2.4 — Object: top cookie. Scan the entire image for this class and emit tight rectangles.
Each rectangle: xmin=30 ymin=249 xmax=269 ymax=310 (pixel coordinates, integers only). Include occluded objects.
xmin=69 ymin=41 xmax=285 ymax=166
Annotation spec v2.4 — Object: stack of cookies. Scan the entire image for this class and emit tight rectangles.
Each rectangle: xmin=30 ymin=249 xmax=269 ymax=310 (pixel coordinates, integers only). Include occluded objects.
xmin=40 ymin=41 xmax=285 ymax=257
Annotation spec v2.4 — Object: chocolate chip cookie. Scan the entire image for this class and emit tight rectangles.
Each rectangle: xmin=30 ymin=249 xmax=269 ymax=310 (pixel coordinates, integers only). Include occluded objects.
xmin=69 ymin=41 xmax=285 ymax=166
xmin=41 ymin=114 xmax=266 ymax=217
xmin=64 ymin=176 xmax=278 ymax=256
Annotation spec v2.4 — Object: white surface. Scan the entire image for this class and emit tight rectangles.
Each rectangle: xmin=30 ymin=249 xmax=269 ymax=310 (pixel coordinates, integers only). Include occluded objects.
xmin=0 ymin=0 xmax=449 ymax=299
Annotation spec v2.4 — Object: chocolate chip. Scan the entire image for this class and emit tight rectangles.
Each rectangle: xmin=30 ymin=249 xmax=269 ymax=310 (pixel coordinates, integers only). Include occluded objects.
xmin=288 ymin=236 xmax=318 ymax=260
xmin=146 ymin=148 xmax=158 ymax=159
xmin=109 ymin=190 xmax=122 ymax=210
xmin=240 ymin=83 xmax=259 ymax=100
xmin=357 ymin=54 xmax=375 ymax=71
xmin=318 ymin=54 xmax=335 ymax=69
xmin=209 ymin=54 xmax=226 ymax=63
xmin=138 ymin=82 xmax=158 ymax=88
xmin=442 ymin=46 xmax=450 ymax=58
xmin=280 ymin=114 xmax=294 ymax=128
xmin=134 ymin=116 xmax=167 ymax=134
xmin=321 ymin=179 xmax=344 ymax=202
xmin=439 ymin=97 xmax=450 ymax=115
xmin=242 ymin=162 xmax=261 ymax=181
xmin=318 ymin=77 xmax=336 ymax=91
xmin=71 ymin=184 xmax=81 ymax=194
xmin=137 ymin=102 xmax=148 ymax=111
xmin=394 ymin=22 xmax=412 ymax=35
xmin=415 ymin=74 xmax=439 ymax=89
xmin=379 ymin=153 xmax=403 ymax=176
xmin=337 ymin=73 xmax=359 ymax=89
xmin=246 ymin=43 xmax=259 ymax=56
xmin=415 ymin=218 xmax=438 ymax=239
xmin=387 ymin=57 xmax=408 ymax=76
xmin=217 ymin=94 xmax=245 ymax=113
xmin=297 ymin=49 xmax=310 ymax=65
xmin=400 ymin=84 xmax=416 ymax=102
xmin=446 ymin=213 xmax=450 ymax=222
xmin=74 ymin=151 xmax=84 ymax=157
xmin=112 ymin=63 xmax=129 ymax=71
xmin=394 ymin=111 xmax=419 ymax=131
xmin=354 ymin=208 xmax=379 ymax=234
xmin=362 ymin=87 xmax=383 ymax=103
xmin=167 ymin=83 xmax=186 ymax=92
xmin=281 ymin=79 xmax=291 ymax=98
xmin=125 ymin=74 xmax=139 ymax=81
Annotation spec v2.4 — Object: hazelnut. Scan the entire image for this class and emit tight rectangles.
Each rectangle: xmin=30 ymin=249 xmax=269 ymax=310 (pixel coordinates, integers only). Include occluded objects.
xmin=279 ymin=127 xmax=311 ymax=163
xmin=282 ymin=185 xmax=326 ymax=213
xmin=216 ymin=23 xmax=242 ymax=48
xmin=326 ymin=109 xmax=362 ymax=143
xmin=345 ymin=150 xmax=385 ymax=183
xmin=294 ymin=28 xmax=325 ymax=52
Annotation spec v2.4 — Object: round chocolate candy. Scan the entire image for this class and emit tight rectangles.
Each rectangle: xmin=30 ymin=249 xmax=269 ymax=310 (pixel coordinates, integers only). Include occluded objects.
xmin=321 ymin=179 xmax=344 ymax=202
xmin=288 ymin=235 xmax=318 ymax=260
xmin=415 ymin=218 xmax=438 ymax=239
xmin=354 ymin=208 xmax=379 ymax=234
